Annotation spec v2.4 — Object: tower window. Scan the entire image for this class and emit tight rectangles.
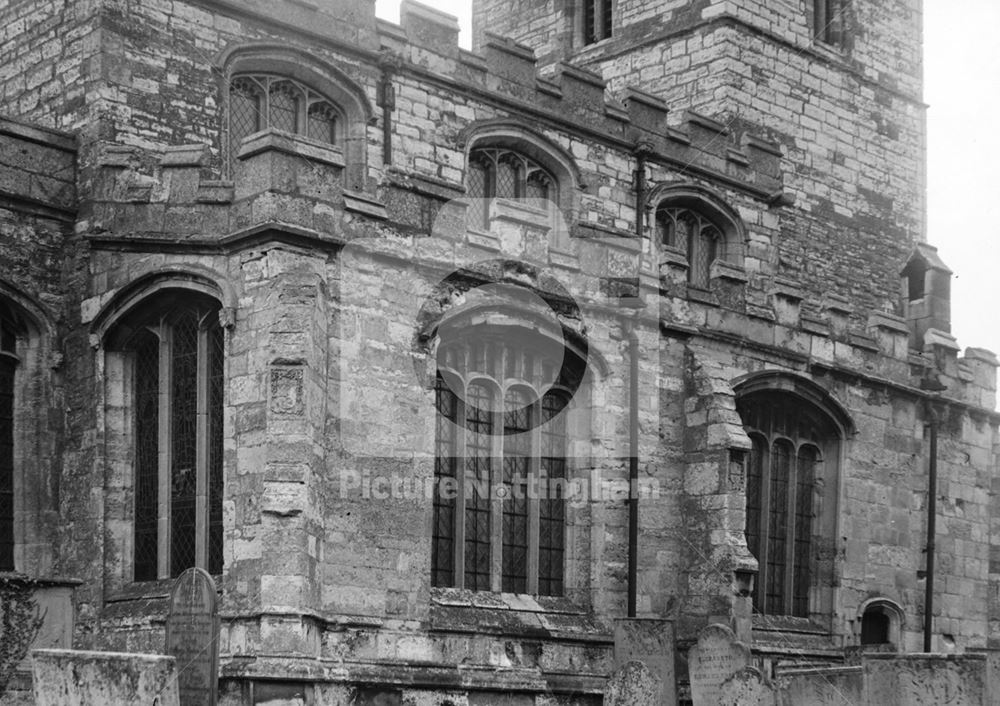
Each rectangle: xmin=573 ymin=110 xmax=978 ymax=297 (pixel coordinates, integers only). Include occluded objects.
xmin=582 ymin=0 xmax=613 ymax=46
xmin=813 ymin=0 xmax=844 ymax=45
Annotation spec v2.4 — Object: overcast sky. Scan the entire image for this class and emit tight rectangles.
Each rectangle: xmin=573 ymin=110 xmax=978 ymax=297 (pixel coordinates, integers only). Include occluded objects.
xmin=374 ymin=1 xmax=1000 ymax=375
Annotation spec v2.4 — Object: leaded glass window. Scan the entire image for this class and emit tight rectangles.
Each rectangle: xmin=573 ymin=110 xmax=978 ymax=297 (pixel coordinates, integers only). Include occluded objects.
xmin=128 ymin=299 xmax=225 ymax=581
xmin=0 ymin=308 xmax=16 ymax=572
xmin=228 ymin=73 xmax=342 ymax=171
xmin=739 ymin=392 xmax=835 ymax=617
xmin=655 ymin=206 xmax=721 ymax=288
xmin=465 ymin=148 xmax=556 ymax=230
xmin=431 ymin=332 xmax=581 ymax=596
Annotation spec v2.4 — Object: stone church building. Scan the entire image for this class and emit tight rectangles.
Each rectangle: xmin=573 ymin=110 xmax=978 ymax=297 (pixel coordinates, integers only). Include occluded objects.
xmin=0 ymin=0 xmax=998 ymax=702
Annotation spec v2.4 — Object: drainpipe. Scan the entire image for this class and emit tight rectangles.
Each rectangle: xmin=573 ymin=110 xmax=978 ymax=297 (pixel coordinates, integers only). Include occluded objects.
xmin=923 ymin=398 xmax=940 ymax=652
xmin=627 ymin=320 xmax=639 ymax=618
xmin=627 ymin=144 xmax=650 ymax=618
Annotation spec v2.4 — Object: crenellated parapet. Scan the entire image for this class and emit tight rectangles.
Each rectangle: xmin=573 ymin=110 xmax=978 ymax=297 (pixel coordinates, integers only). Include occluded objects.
xmin=377 ymin=0 xmax=786 ymax=201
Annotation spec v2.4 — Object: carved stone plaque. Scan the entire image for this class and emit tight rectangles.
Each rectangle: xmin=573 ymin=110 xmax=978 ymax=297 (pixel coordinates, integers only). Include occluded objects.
xmin=270 ymin=367 xmax=304 ymax=415
xmin=165 ymin=568 xmax=219 ymax=706
xmin=689 ymin=623 xmax=750 ymax=706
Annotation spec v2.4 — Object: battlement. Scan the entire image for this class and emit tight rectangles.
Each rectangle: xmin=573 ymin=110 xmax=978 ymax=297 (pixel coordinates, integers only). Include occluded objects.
xmin=377 ymin=1 xmax=784 ymax=200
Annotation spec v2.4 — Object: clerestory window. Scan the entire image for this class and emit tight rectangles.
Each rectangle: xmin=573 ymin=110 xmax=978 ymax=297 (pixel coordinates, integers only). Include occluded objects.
xmin=466 ymin=148 xmax=556 ymax=230
xmin=655 ymin=206 xmax=722 ymax=289
xmin=431 ymin=332 xmax=582 ymax=596
xmin=125 ymin=296 xmax=225 ymax=581
xmin=739 ymin=391 xmax=839 ymax=617
xmin=228 ymin=73 xmax=343 ymax=171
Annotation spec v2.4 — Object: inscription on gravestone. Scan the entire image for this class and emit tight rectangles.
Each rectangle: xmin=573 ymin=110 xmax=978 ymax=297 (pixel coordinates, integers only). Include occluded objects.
xmin=688 ymin=623 xmax=750 ymax=706
xmin=165 ymin=567 xmax=220 ymax=706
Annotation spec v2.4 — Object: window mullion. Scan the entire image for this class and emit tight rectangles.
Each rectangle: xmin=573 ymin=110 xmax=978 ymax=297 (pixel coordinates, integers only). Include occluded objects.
xmin=156 ymin=321 xmax=172 ymax=580
xmin=784 ymin=445 xmax=798 ymax=615
xmin=527 ymin=399 xmax=540 ymax=595
xmin=757 ymin=439 xmax=772 ymax=613
xmin=194 ymin=322 xmax=210 ymax=570
xmin=490 ymin=402 xmax=503 ymax=593
xmin=454 ymin=395 xmax=467 ymax=590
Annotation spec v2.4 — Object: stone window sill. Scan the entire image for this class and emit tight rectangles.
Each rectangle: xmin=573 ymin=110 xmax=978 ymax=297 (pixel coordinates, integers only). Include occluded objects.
xmin=429 ymin=587 xmax=610 ymax=642
xmin=106 ymin=575 xmax=222 ymax=604
xmin=236 ymin=128 xmax=345 ymax=168
xmin=490 ymin=198 xmax=551 ymax=228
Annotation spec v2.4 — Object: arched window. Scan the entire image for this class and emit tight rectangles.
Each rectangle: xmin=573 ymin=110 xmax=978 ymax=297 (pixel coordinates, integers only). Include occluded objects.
xmin=861 ymin=610 xmax=889 ymax=645
xmin=228 ymin=73 xmax=343 ymax=171
xmin=112 ymin=292 xmax=225 ymax=581
xmin=655 ymin=207 xmax=722 ymax=288
xmin=858 ymin=598 xmax=903 ymax=647
xmin=466 ymin=147 xmax=556 ymax=230
xmin=738 ymin=389 xmax=841 ymax=617
xmin=0 ymin=303 xmax=18 ymax=571
xmin=431 ymin=328 xmax=583 ymax=596
xmin=652 ymin=185 xmax=744 ymax=290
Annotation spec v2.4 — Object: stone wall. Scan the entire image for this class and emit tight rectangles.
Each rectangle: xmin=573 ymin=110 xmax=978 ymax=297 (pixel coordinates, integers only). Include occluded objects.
xmin=0 ymin=0 xmax=997 ymax=704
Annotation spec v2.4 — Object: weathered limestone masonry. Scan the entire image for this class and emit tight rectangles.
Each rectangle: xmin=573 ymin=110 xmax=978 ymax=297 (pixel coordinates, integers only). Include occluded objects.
xmin=0 ymin=0 xmax=997 ymax=704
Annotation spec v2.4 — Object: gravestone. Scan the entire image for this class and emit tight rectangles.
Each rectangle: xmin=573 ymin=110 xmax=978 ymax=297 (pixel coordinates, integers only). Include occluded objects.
xmin=775 ymin=665 xmax=864 ymax=705
xmin=614 ymin=618 xmax=677 ymax=705
xmin=604 ymin=660 xmax=661 ymax=706
xmin=32 ymin=649 xmax=180 ymax=706
xmin=719 ymin=666 xmax=776 ymax=706
xmin=688 ymin=623 xmax=751 ymax=706
xmin=165 ymin=567 xmax=220 ymax=706
xmin=864 ymin=654 xmax=985 ymax=706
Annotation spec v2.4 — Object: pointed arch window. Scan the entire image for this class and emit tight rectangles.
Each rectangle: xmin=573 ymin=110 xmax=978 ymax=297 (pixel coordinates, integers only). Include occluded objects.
xmin=0 ymin=305 xmax=18 ymax=571
xmin=739 ymin=391 xmax=839 ymax=617
xmin=466 ymin=148 xmax=556 ymax=230
xmin=655 ymin=206 xmax=723 ymax=288
xmin=124 ymin=296 xmax=225 ymax=581
xmin=431 ymin=331 xmax=581 ymax=596
xmin=228 ymin=73 xmax=343 ymax=171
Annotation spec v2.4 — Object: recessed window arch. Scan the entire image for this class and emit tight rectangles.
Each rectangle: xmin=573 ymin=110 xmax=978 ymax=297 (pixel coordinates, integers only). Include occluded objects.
xmin=466 ymin=147 xmax=557 ymax=230
xmin=104 ymin=289 xmax=226 ymax=582
xmin=736 ymin=376 xmax=850 ymax=619
xmin=431 ymin=323 xmax=586 ymax=596
xmin=858 ymin=597 xmax=904 ymax=647
xmin=228 ymin=73 xmax=344 ymax=164
xmin=652 ymin=185 xmax=744 ymax=289
xmin=462 ymin=123 xmax=581 ymax=244
xmin=220 ymin=44 xmax=374 ymax=183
